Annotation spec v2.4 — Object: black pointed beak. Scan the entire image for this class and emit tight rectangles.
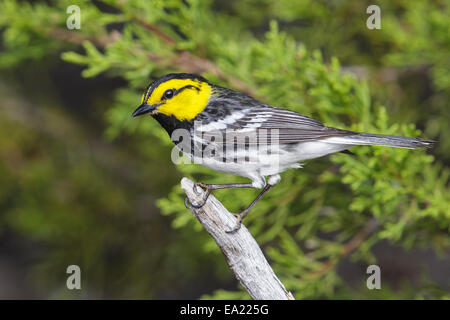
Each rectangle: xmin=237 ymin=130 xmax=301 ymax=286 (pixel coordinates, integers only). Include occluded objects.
xmin=132 ymin=103 xmax=157 ymax=117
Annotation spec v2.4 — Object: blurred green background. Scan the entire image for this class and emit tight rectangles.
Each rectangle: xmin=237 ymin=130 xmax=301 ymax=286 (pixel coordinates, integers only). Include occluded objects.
xmin=0 ymin=0 xmax=448 ymax=299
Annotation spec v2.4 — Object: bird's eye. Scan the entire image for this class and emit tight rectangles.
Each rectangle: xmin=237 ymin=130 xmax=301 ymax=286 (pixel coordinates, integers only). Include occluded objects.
xmin=163 ymin=89 xmax=175 ymax=100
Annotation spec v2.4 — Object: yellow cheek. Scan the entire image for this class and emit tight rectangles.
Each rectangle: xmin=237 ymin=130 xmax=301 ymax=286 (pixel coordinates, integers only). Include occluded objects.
xmin=157 ymin=84 xmax=211 ymax=121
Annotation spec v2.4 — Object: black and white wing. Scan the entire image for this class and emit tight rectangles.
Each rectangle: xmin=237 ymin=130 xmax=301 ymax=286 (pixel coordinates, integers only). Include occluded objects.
xmin=196 ymin=105 xmax=356 ymax=144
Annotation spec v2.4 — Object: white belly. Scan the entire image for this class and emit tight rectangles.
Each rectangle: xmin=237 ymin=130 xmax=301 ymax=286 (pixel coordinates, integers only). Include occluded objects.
xmin=179 ymin=140 xmax=351 ymax=185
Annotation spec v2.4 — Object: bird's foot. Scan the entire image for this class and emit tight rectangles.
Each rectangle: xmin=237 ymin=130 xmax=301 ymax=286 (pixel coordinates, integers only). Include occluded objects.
xmin=184 ymin=182 xmax=211 ymax=209
xmin=225 ymin=211 xmax=248 ymax=234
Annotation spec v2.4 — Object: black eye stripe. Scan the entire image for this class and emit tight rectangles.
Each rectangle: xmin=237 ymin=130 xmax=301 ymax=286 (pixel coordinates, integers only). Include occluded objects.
xmin=161 ymin=85 xmax=200 ymax=100
xmin=143 ymin=73 xmax=208 ymax=103
xmin=174 ymin=85 xmax=201 ymax=97
xmin=177 ymin=85 xmax=200 ymax=93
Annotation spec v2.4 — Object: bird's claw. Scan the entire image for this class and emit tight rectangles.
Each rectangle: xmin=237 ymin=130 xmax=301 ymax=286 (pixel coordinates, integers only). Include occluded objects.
xmin=185 ymin=183 xmax=211 ymax=209
xmin=193 ymin=182 xmax=208 ymax=195
xmin=185 ymin=196 xmax=208 ymax=209
xmin=225 ymin=213 xmax=243 ymax=234
xmin=184 ymin=196 xmax=191 ymax=209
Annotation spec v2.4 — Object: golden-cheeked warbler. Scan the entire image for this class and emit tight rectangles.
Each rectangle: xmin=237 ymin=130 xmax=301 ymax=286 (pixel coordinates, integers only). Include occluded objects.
xmin=132 ymin=73 xmax=434 ymax=233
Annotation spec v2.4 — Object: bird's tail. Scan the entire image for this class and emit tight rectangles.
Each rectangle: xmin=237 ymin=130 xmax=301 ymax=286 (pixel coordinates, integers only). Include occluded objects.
xmin=326 ymin=133 xmax=435 ymax=149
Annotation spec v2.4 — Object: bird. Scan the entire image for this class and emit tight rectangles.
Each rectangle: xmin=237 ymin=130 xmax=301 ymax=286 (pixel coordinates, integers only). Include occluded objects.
xmin=132 ymin=73 xmax=435 ymax=233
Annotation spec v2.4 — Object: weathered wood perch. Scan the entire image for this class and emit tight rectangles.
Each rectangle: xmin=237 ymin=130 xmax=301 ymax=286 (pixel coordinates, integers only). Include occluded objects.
xmin=181 ymin=177 xmax=294 ymax=300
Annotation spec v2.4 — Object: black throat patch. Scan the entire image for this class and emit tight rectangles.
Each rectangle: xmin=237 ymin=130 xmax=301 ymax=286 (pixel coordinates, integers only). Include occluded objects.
xmin=152 ymin=113 xmax=192 ymax=138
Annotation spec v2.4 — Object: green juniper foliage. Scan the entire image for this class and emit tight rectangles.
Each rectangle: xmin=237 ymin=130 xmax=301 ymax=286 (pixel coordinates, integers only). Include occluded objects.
xmin=0 ymin=0 xmax=448 ymax=299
